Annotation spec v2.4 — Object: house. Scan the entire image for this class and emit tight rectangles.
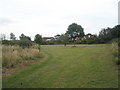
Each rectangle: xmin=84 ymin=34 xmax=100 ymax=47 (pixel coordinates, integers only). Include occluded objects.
xmin=42 ymin=37 xmax=55 ymax=42
xmin=81 ymin=33 xmax=97 ymax=40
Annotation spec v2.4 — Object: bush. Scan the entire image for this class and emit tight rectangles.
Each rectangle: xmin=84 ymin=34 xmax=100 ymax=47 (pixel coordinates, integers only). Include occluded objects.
xmin=19 ymin=40 xmax=33 ymax=48
xmin=2 ymin=40 xmax=10 ymax=45
xmin=81 ymin=38 xmax=101 ymax=44
xmin=2 ymin=40 xmax=33 ymax=48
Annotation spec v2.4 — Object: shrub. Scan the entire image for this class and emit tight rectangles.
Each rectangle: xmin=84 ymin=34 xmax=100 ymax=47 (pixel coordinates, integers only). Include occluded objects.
xmin=2 ymin=40 xmax=10 ymax=45
xmin=19 ymin=40 xmax=33 ymax=48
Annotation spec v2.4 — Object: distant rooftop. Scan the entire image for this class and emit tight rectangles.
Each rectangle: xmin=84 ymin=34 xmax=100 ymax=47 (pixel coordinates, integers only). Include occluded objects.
xmin=42 ymin=37 xmax=54 ymax=39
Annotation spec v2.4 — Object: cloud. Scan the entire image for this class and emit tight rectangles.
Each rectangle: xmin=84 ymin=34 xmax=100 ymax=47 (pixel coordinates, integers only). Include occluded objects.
xmin=0 ymin=17 xmax=12 ymax=25
xmin=118 ymin=1 xmax=120 ymax=25
xmin=0 ymin=0 xmax=118 ymax=40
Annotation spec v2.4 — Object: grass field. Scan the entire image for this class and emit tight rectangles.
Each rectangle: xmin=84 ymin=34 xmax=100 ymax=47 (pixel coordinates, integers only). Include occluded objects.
xmin=3 ymin=44 xmax=118 ymax=88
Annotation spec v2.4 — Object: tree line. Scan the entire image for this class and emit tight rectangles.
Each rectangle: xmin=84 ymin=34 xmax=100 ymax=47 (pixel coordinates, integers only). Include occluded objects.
xmin=1 ymin=33 xmax=42 ymax=50
xmin=1 ymin=23 xmax=120 ymax=47
xmin=53 ymin=23 xmax=120 ymax=45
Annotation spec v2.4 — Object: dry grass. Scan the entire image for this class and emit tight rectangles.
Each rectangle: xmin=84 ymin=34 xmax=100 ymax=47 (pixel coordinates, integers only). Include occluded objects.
xmin=111 ymin=42 xmax=118 ymax=55
xmin=111 ymin=42 xmax=119 ymax=65
xmin=2 ymin=45 xmax=42 ymax=68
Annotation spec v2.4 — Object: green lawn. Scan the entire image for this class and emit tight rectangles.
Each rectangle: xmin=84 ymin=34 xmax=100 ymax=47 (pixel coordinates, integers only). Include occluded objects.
xmin=3 ymin=44 xmax=118 ymax=88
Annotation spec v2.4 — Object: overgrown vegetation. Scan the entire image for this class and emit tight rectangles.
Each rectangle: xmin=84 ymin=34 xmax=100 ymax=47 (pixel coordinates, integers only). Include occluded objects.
xmin=2 ymin=45 xmax=43 ymax=68
xmin=1 ymin=33 xmax=44 ymax=69
xmin=34 ymin=34 xmax=42 ymax=52
xmin=110 ymin=38 xmax=120 ymax=65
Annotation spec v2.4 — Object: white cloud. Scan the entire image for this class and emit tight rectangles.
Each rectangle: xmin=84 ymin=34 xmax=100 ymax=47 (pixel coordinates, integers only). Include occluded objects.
xmin=0 ymin=0 xmax=118 ymax=40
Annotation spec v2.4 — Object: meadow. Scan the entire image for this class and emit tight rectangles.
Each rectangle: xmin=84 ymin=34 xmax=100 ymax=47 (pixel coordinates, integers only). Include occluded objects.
xmin=3 ymin=44 xmax=118 ymax=88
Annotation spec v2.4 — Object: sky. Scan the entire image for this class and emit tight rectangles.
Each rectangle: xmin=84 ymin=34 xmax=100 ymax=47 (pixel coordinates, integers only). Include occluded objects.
xmin=0 ymin=0 xmax=119 ymax=40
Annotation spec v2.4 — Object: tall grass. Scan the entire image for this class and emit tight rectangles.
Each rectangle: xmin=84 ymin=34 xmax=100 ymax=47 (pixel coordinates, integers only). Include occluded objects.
xmin=111 ymin=42 xmax=120 ymax=65
xmin=2 ymin=45 xmax=43 ymax=68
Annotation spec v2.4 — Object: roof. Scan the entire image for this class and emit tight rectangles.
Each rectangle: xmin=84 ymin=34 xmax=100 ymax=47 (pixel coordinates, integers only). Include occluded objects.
xmin=43 ymin=37 xmax=54 ymax=39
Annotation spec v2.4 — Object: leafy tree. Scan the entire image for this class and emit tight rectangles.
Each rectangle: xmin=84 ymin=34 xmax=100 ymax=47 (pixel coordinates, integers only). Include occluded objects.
xmin=19 ymin=33 xmax=32 ymax=48
xmin=34 ymin=34 xmax=42 ymax=52
xmin=99 ymin=28 xmax=112 ymax=41
xmin=19 ymin=33 xmax=31 ymax=41
xmin=98 ymin=25 xmax=120 ymax=43
xmin=19 ymin=33 xmax=26 ymax=40
xmin=26 ymin=36 xmax=31 ymax=41
xmin=59 ymin=34 xmax=69 ymax=46
xmin=54 ymin=34 xmax=61 ymax=40
xmin=111 ymin=25 xmax=120 ymax=38
xmin=66 ymin=23 xmax=84 ymax=46
xmin=54 ymin=34 xmax=62 ymax=44
xmin=10 ymin=32 xmax=16 ymax=40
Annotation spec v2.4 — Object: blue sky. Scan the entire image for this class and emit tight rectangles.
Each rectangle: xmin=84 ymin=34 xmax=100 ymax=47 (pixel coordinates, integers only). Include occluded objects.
xmin=0 ymin=0 xmax=118 ymax=40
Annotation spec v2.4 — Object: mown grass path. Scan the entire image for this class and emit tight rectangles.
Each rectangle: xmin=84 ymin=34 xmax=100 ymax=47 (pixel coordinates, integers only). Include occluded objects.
xmin=3 ymin=44 xmax=118 ymax=88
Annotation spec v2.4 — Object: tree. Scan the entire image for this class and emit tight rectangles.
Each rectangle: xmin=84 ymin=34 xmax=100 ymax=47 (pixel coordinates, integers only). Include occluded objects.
xmin=19 ymin=33 xmax=26 ymax=40
xmin=34 ymin=34 xmax=42 ymax=52
xmin=99 ymin=28 xmax=112 ymax=41
xmin=10 ymin=32 xmax=16 ymax=40
xmin=54 ymin=34 xmax=62 ymax=44
xmin=19 ymin=33 xmax=32 ymax=48
xmin=19 ymin=33 xmax=31 ymax=41
xmin=111 ymin=25 xmax=120 ymax=38
xmin=66 ymin=23 xmax=84 ymax=46
xmin=26 ymin=36 xmax=31 ymax=41
xmin=54 ymin=34 xmax=61 ymax=40
xmin=59 ymin=34 xmax=69 ymax=46
xmin=98 ymin=25 xmax=120 ymax=43
xmin=0 ymin=34 xmax=6 ymax=40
